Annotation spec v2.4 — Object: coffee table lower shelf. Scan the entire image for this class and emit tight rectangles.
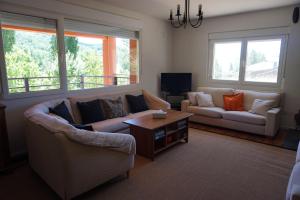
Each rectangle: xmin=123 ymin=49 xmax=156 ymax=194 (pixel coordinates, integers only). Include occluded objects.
xmin=154 ymin=136 xmax=188 ymax=154
xmin=128 ymin=122 xmax=189 ymax=161
xmin=123 ymin=110 xmax=192 ymax=161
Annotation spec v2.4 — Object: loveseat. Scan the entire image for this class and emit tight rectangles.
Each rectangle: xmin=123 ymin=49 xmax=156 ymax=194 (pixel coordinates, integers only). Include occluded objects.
xmin=181 ymin=87 xmax=281 ymax=137
xmin=287 ymin=142 xmax=300 ymax=200
xmin=24 ymin=89 xmax=170 ymax=200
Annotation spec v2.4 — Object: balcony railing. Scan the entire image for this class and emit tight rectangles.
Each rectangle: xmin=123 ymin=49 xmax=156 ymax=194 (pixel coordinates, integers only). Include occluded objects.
xmin=7 ymin=75 xmax=130 ymax=93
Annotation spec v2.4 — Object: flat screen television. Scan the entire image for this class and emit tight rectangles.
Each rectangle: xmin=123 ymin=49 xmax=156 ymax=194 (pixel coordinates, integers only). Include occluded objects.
xmin=161 ymin=73 xmax=192 ymax=95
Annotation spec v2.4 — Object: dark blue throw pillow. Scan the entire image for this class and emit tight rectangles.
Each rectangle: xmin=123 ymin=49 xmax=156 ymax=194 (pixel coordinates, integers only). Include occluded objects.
xmin=77 ymin=99 xmax=105 ymax=124
xmin=49 ymin=101 xmax=74 ymax=124
xmin=126 ymin=94 xmax=149 ymax=113
xmin=72 ymin=124 xmax=94 ymax=131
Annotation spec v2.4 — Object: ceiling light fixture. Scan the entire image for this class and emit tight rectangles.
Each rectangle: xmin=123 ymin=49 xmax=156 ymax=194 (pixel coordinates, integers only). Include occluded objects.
xmin=168 ymin=0 xmax=203 ymax=28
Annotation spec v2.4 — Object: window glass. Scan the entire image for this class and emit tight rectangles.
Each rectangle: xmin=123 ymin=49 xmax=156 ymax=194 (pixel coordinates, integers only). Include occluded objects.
xmin=64 ymin=19 xmax=139 ymax=90
xmin=212 ymin=42 xmax=241 ymax=81
xmin=245 ymin=39 xmax=281 ymax=83
xmin=1 ymin=12 xmax=60 ymax=93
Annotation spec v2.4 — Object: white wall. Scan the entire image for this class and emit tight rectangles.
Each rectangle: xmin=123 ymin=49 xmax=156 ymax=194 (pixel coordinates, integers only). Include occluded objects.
xmin=0 ymin=0 xmax=173 ymax=156
xmin=172 ymin=6 xmax=300 ymax=128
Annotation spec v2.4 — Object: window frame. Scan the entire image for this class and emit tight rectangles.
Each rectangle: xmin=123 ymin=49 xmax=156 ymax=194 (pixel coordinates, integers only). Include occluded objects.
xmin=0 ymin=12 xmax=67 ymax=99
xmin=0 ymin=6 xmax=142 ymax=100
xmin=208 ymin=34 xmax=288 ymax=88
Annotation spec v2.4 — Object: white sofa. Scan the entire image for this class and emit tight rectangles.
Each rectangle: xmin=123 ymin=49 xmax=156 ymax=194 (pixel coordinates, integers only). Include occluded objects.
xmin=181 ymin=87 xmax=281 ymax=137
xmin=287 ymin=143 xmax=300 ymax=200
xmin=24 ymin=89 xmax=170 ymax=200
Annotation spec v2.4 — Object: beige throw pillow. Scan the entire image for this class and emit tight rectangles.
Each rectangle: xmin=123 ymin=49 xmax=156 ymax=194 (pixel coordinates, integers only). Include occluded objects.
xmin=249 ymin=99 xmax=274 ymax=116
xmin=100 ymin=97 xmax=127 ymax=119
xmin=188 ymin=92 xmax=204 ymax=106
xmin=196 ymin=93 xmax=215 ymax=107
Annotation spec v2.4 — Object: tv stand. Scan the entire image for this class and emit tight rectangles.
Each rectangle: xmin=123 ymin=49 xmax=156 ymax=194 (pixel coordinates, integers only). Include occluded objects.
xmin=165 ymin=93 xmax=187 ymax=110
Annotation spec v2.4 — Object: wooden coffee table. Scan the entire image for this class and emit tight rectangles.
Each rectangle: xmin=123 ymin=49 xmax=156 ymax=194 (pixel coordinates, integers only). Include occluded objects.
xmin=123 ymin=110 xmax=193 ymax=160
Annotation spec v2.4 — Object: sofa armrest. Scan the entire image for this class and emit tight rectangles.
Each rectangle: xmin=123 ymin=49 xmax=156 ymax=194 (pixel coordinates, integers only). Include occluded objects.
xmin=64 ymin=129 xmax=136 ymax=155
xmin=181 ymin=100 xmax=190 ymax=112
xmin=291 ymin=185 xmax=300 ymax=200
xmin=265 ymin=107 xmax=281 ymax=137
xmin=26 ymin=121 xmax=135 ymax=199
xmin=142 ymin=90 xmax=171 ymax=110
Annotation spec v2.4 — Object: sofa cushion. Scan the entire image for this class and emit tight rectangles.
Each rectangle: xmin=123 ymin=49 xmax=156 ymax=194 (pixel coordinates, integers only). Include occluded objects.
xmin=223 ymin=93 xmax=244 ymax=111
xmin=91 ymin=117 xmax=130 ymax=132
xmin=197 ymin=87 xmax=234 ymax=108
xmin=126 ymin=94 xmax=149 ymax=113
xmin=127 ymin=110 xmax=158 ymax=119
xmin=68 ymin=90 xmax=141 ymax=124
xmin=235 ymin=90 xmax=281 ymax=111
xmin=49 ymin=101 xmax=75 ymax=123
xmin=100 ymin=97 xmax=127 ymax=119
xmin=187 ymin=92 xmax=203 ymax=106
xmin=196 ymin=93 xmax=215 ymax=107
xmin=222 ymin=111 xmax=266 ymax=125
xmin=187 ymin=106 xmax=225 ymax=118
xmin=77 ymin=99 xmax=105 ymax=124
xmin=249 ymin=99 xmax=274 ymax=116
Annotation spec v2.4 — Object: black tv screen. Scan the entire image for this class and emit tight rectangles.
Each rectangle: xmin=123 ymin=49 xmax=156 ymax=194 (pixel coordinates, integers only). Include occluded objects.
xmin=161 ymin=73 xmax=192 ymax=94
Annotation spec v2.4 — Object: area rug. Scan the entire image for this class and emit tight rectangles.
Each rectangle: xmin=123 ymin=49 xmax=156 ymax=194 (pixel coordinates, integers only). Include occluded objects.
xmin=189 ymin=122 xmax=299 ymax=150
xmin=76 ymin=129 xmax=295 ymax=200
xmin=283 ymin=129 xmax=300 ymax=150
xmin=0 ymin=129 xmax=295 ymax=200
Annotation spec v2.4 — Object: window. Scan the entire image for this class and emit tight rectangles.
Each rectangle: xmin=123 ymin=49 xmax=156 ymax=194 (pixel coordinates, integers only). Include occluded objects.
xmin=212 ymin=42 xmax=241 ymax=81
xmin=0 ymin=12 xmax=140 ymax=98
xmin=245 ymin=39 xmax=281 ymax=83
xmin=0 ymin=12 xmax=60 ymax=94
xmin=209 ymin=36 xmax=287 ymax=86
xmin=63 ymin=19 xmax=139 ymax=91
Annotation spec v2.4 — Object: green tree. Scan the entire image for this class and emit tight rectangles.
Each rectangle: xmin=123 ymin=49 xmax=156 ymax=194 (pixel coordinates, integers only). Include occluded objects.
xmin=2 ymin=29 xmax=16 ymax=53
xmin=248 ymin=50 xmax=266 ymax=65
xmin=81 ymin=50 xmax=103 ymax=75
xmin=65 ymin=36 xmax=79 ymax=58
xmin=5 ymin=47 xmax=39 ymax=78
xmin=50 ymin=36 xmax=79 ymax=59
xmin=116 ymin=39 xmax=130 ymax=74
xmin=5 ymin=47 xmax=40 ymax=92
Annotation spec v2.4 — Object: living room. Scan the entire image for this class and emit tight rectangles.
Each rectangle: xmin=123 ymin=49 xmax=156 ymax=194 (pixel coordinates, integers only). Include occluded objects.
xmin=0 ymin=0 xmax=300 ymax=199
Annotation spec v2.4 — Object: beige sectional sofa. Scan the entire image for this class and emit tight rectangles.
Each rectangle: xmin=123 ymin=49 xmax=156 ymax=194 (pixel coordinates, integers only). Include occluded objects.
xmin=287 ymin=142 xmax=300 ymax=200
xmin=181 ymin=87 xmax=281 ymax=137
xmin=24 ymin=89 xmax=170 ymax=200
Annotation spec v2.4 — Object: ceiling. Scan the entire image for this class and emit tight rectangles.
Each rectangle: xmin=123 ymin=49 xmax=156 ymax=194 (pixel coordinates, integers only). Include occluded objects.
xmin=94 ymin=0 xmax=300 ymax=19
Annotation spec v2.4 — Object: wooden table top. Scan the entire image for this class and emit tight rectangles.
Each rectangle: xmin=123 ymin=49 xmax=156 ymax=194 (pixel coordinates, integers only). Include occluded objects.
xmin=123 ymin=110 xmax=193 ymax=130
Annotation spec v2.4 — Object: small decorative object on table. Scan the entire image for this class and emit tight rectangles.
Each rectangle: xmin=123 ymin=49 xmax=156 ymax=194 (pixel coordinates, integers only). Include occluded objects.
xmin=152 ymin=110 xmax=167 ymax=119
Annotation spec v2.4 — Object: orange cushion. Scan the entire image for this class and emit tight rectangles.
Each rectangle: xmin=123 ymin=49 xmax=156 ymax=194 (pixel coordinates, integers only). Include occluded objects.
xmin=223 ymin=93 xmax=244 ymax=111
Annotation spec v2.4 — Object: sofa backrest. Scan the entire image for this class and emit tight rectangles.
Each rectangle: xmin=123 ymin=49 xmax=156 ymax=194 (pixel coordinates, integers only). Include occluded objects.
xmin=197 ymin=87 xmax=281 ymax=110
xmin=24 ymin=98 xmax=74 ymax=133
xmin=235 ymin=90 xmax=281 ymax=111
xmin=197 ymin=87 xmax=234 ymax=107
xmin=24 ymin=98 xmax=73 ymax=117
xmin=68 ymin=89 xmax=142 ymax=124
